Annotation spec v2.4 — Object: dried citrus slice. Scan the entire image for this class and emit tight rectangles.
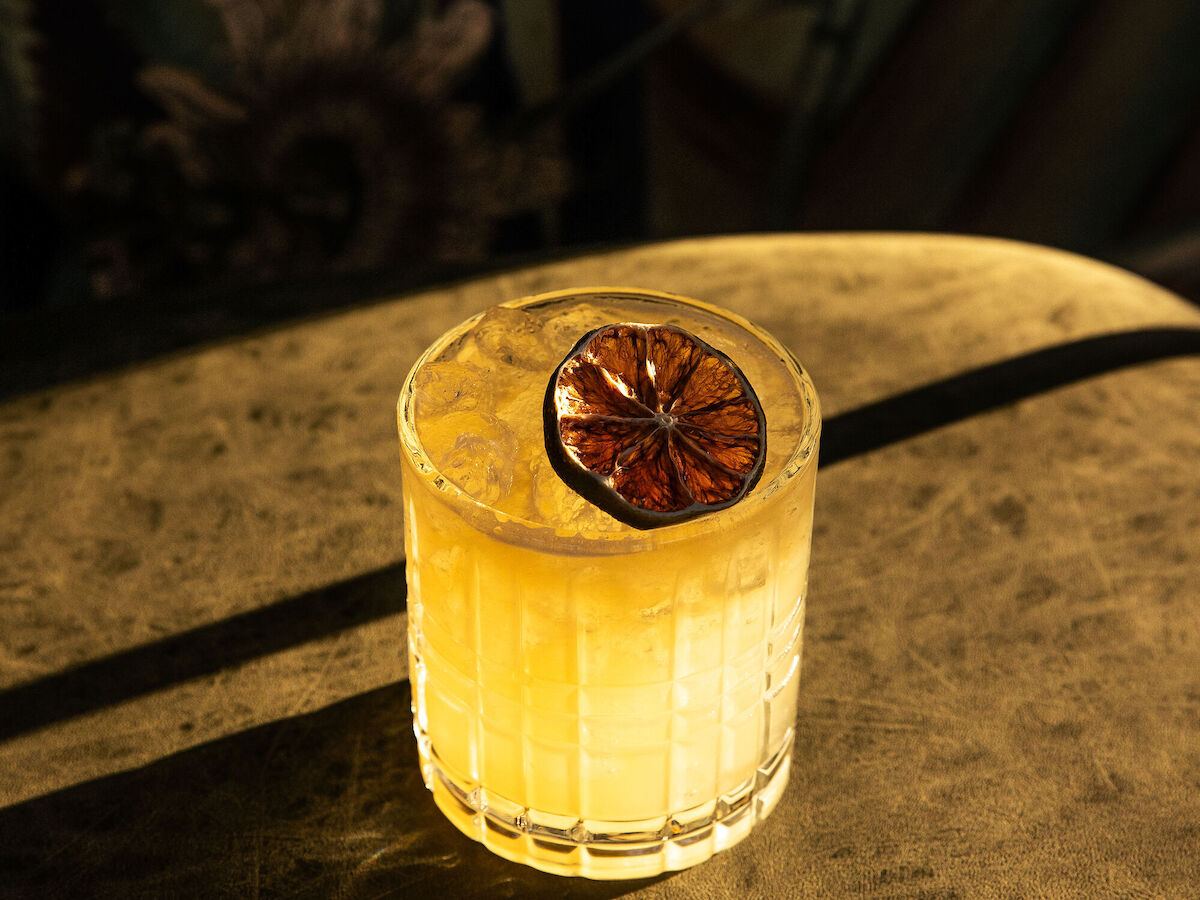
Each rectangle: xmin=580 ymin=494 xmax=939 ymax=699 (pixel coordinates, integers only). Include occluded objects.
xmin=543 ymin=322 xmax=767 ymax=529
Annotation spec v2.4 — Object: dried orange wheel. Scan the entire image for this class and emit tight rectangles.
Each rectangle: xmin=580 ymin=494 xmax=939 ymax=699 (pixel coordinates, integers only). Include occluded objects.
xmin=543 ymin=322 xmax=767 ymax=529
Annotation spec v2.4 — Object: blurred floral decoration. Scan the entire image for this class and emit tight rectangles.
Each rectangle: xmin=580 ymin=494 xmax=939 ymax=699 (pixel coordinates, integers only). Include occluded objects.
xmin=0 ymin=0 xmax=37 ymax=169
xmin=57 ymin=0 xmax=566 ymax=298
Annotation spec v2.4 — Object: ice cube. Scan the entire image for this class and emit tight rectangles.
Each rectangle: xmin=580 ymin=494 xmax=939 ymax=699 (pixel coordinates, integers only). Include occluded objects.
xmin=471 ymin=306 xmax=561 ymax=372
xmin=527 ymin=457 xmax=617 ymax=532
xmin=412 ymin=359 xmax=491 ymax=417
xmin=419 ymin=410 xmax=517 ymax=506
xmin=542 ymin=302 xmax=607 ymax=353
xmin=728 ymin=538 xmax=770 ymax=593
xmin=443 ymin=436 xmax=515 ymax=506
xmin=495 ymin=383 xmax=544 ymax=432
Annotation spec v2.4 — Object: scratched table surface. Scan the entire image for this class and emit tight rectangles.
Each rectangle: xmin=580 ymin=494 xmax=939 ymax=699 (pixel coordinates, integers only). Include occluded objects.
xmin=2 ymin=234 xmax=1199 ymax=898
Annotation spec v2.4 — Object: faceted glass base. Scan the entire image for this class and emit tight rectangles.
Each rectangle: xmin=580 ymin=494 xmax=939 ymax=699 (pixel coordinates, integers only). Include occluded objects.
xmin=417 ymin=727 xmax=795 ymax=880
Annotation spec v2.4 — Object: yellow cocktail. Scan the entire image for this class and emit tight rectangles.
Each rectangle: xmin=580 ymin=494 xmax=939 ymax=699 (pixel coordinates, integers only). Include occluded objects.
xmin=398 ymin=288 xmax=819 ymax=878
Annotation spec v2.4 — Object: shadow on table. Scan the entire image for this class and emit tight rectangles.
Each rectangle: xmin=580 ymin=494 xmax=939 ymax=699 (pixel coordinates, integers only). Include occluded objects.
xmin=0 ymin=563 xmax=408 ymax=743
xmin=0 ymin=682 xmax=664 ymax=899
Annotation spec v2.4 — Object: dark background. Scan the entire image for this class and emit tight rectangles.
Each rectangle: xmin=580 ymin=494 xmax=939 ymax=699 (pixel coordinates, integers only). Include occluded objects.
xmin=4 ymin=0 xmax=1200 ymax=351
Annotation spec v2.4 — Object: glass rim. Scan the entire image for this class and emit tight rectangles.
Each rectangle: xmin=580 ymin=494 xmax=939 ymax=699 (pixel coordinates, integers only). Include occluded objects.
xmin=397 ymin=287 xmax=821 ymax=550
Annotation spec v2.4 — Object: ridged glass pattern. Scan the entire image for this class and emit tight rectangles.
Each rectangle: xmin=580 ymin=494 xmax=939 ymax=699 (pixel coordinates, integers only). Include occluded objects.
xmin=404 ymin=455 xmax=816 ymax=879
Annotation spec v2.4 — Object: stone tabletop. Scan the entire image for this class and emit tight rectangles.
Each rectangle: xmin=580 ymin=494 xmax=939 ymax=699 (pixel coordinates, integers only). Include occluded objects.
xmin=2 ymin=234 xmax=1199 ymax=898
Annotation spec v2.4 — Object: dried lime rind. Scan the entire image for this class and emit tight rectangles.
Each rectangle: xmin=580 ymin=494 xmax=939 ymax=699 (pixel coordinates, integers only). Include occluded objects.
xmin=543 ymin=323 xmax=767 ymax=529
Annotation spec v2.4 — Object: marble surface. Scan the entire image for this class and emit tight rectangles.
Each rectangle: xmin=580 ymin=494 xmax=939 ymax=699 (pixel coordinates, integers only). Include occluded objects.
xmin=1 ymin=234 xmax=1199 ymax=897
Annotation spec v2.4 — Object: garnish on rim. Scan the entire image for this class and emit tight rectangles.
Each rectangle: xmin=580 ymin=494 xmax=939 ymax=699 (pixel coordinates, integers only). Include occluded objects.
xmin=543 ymin=323 xmax=767 ymax=529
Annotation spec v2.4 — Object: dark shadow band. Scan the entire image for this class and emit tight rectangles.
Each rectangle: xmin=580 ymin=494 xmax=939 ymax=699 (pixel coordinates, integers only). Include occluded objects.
xmin=819 ymin=327 xmax=1200 ymax=466
xmin=0 ymin=565 xmax=406 ymax=742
